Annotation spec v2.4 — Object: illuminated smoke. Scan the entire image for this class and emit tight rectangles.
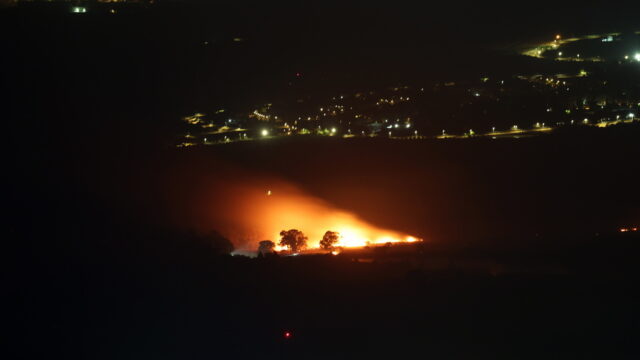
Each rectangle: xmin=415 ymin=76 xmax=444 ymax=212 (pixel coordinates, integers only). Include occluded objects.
xmin=199 ymin=176 xmax=419 ymax=251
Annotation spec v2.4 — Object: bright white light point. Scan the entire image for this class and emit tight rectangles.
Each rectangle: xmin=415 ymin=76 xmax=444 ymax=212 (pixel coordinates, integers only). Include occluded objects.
xmin=331 ymin=128 xmax=336 ymax=133
xmin=261 ymin=129 xmax=269 ymax=136
xmin=629 ymin=113 xmax=635 ymax=119
xmin=635 ymin=53 xmax=640 ymax=61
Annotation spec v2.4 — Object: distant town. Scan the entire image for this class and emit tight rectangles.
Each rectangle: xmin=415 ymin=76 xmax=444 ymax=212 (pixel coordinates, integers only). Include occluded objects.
xmin=175 ymin=32 xmax=640 ymax=147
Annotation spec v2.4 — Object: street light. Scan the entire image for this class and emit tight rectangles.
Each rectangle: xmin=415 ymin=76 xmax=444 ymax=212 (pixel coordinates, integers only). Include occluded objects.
xmin=261 ymin=129 xmax=269 ymax=137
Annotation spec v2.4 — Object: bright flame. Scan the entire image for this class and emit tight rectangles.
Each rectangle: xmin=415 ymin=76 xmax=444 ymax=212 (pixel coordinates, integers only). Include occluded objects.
xmin=200 ymin=177 xmax=422 ymax=251
xmin=273 ymin=221 xmax=420 ymax=251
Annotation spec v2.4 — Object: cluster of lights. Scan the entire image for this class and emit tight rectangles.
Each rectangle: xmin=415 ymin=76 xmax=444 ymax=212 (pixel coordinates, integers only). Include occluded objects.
xmin=71 ymin=6 xmax=87 ymax=13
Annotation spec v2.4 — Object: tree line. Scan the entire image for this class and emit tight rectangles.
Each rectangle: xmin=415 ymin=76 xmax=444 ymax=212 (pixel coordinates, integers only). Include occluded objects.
xmin=258 ymin=229 xmax=340 ymax=255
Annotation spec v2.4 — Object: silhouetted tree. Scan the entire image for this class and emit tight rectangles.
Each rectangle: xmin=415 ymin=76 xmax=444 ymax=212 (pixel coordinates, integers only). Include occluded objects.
xmin=279 ymin=229 xmax=307 ymax=252
xmin=319 ymin=231 xmax=340 ymax=250
xmin=258 ymin=240 xmax=276 ymax=257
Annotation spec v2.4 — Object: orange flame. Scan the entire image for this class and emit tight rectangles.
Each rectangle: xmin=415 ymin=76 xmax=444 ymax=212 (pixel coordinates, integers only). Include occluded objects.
xmin=203 ymin=177 xmax=421 ymax=251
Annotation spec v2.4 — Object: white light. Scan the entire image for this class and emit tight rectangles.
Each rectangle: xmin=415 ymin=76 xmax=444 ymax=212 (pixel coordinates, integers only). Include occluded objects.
xmin=635 ymin=53 xmax=640 ymax=62
xmin=261 ymin=129 xmax=269 ymax=136
xmin=629 ymin=113 xmax=635 ymax=119
xmin=331 ymin=128 xmax=336 ymax=133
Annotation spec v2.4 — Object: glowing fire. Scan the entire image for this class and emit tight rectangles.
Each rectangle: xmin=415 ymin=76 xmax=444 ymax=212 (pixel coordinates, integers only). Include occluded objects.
xmin=200 ymin=176 xmax=422 ymax=252
xmin=269 ymin=210 xmax=421 ymax=251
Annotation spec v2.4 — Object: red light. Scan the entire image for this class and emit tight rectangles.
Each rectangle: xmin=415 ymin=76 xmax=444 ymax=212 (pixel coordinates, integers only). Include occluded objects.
xmin=295 ymin=73 xmax=301 ymax=77
xmin=284 ymin=331 xmax=292 ymax=339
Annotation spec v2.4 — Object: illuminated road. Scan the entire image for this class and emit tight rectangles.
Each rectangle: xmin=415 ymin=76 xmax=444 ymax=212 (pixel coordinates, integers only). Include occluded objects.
xmin=521 ymin=32 xmax=628 ymax=62
xmin=178 ymin=116 xmax=639 ymax=147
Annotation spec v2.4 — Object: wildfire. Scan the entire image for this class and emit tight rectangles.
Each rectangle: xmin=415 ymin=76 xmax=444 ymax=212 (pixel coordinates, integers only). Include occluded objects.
xmin=199 ymin=174 xmax=423 ymax=252
xmin=273 ymin=222 xmax=420 ymax=252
